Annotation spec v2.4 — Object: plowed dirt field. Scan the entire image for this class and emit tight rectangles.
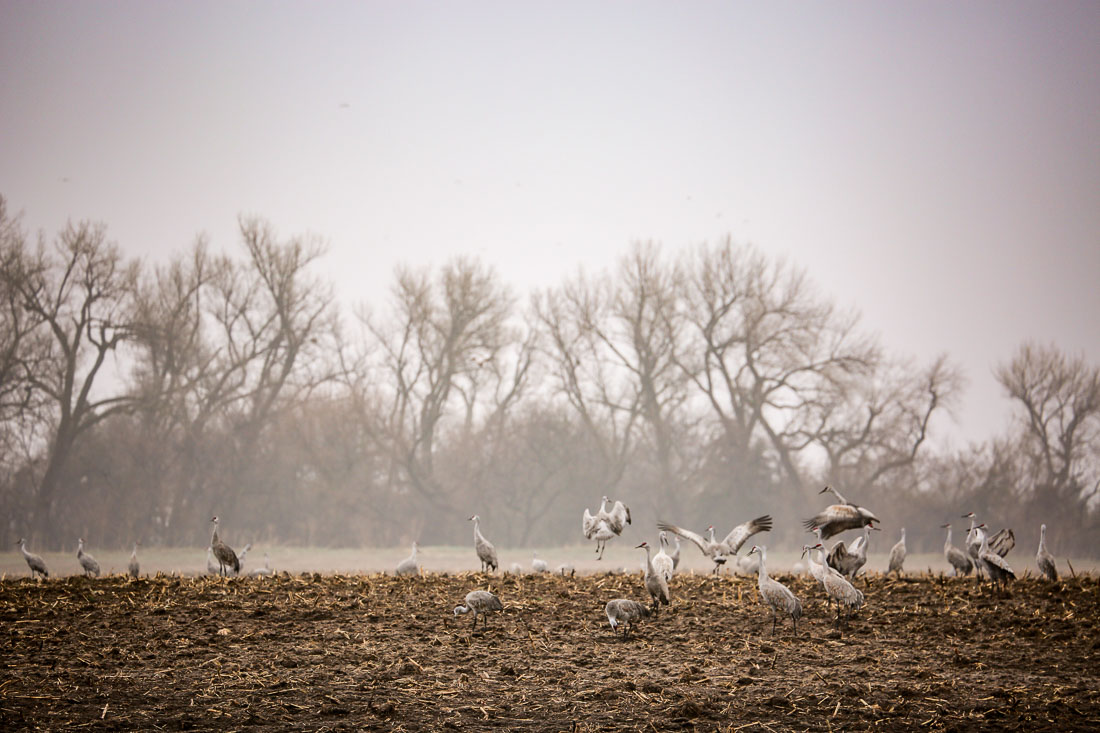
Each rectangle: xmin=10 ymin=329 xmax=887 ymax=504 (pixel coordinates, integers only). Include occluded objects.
xmin=2 ymin=571 xmax=1097 ymax=731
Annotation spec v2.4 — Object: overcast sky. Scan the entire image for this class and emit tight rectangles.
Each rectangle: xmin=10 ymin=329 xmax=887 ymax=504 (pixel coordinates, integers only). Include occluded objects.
xmin=1 ymin=0 xmax=1098 ymax=446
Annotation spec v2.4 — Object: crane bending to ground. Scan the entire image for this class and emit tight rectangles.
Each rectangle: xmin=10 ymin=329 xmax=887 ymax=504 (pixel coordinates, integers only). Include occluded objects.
xmin=469 ymin=515 xmax=498 ymax=573
xmin=657 ymin=515 xmax=772 ymax=575
xmin=605 ymin=598 xmax=650 ymax=638
xmin=453 ymin=590 xmax=503 ymax=630
xmin=209 ymin=516 xmax=240 ymax=577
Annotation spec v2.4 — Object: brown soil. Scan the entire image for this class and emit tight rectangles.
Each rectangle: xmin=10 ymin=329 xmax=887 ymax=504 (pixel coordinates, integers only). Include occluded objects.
xmin=1 ymin=572 xmax=1097 ymax=731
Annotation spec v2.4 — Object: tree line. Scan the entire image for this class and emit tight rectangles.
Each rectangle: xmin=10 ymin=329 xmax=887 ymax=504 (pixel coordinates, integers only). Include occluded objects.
xmin=1 ymin=196 xmax=1097 ymax=556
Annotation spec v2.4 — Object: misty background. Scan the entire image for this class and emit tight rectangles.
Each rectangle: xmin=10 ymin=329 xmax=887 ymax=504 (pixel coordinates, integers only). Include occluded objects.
xmin=0 ymin=2 xmax=1098 ymax=558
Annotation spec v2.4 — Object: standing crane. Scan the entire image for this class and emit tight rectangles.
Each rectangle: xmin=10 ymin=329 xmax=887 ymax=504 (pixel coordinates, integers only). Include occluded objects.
xmin=888 ymin=528 xmax=907 ymax=575
xmin=651 ymin=532 xmax=674 ymax=582
xmin=1036 ymin=524 xmax=1057 ymax=581
xmin=941 ymin=523 xmax=972 ymax=576
xmin=636 ymin=542 xmax=670 ymax=616
xmin=657 ymin=515 xmax=772 ymax=574
xmin=975 ymin=524 xmax=1015 ymax=591
xmin=469 ymin=515 xmax=498 ymax=573
xmin=77 ymin=538 xmax=101 ymax=578
xmin=604 ymin=598 xmax=650 ymax=638
xmin=808 ymin=541 xmax=864 ymax=628
xmin=16 ymin=538 xmax=48 ymax=578
xmin=746 ymin=545 xmax=802 ymax=635
xmin=396 ymin=542 xmax=420 ymax=577
xmin=582 ymin=496 xmax=631 ymax=559
xmin=803 ymin=486 xmax=880 ymax=539
xmin=962 ymin=512 xmax=1014 ymax=557
xmin=209 ymin=516 xmax=240 ymax=577
xmin=453 ymin=590 xmax=503 ymax=630
xmin=128 ymin=542 xmax=140 ymax=579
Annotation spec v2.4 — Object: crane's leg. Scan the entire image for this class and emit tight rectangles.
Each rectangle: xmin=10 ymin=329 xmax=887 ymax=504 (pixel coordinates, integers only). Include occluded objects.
xmin=772 ymin=609 xmax=778 ymax=635
xmin=471 ymin=613 xmax=477 ymax=630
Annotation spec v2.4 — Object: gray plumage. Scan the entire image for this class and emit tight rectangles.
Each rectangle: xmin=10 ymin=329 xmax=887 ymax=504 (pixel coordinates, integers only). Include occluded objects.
xmin=987 ymin=528 xmax=1015 ymax=558
xmin=1036 ymin=524 xmax=1057 ymax=581
xmin=810 ymin=541 xmax=864 ymax=628
xmin=453 ymin=589 xmax=503 ymax=629
xmin=248 ymin=552 xmax=273 ymax=577
xmin=582 ymin=496 xmax=631 ymax=559
xmin=17 ymin=538 xmax=48 ymax=578
xmin=531 ymin=552 xmax=548 ymax=573
xmin=804 ymin=486 xmax=880 ymax=539
xmin=637 ymin=542 xmax=670 ymax=615
xmin=888 ymin=528 xmax=906 ymax=575
xmin=209 ymin=516 xmax=240 ymax=576
xmin=77 ymin=538 xmax=100 ymax=578
xmin=657 ymin=515 xmax=772 ymax=574
xmin=942 ymin=524 xmax=972 ymax=576
xmin=604 ymin=598 xmax=650 ymax=637
xmin=128 ymin=542 xmax=140 ymax=579
xmin=232 ymin=543 xmax=252 ymax=577
xmin=396 ymin=542 xmax=420 ymax=577
xmin=651 ymin=532 xmax=674 ymax=582
xmin=469 ymin=515 xmax=498 ymax=572
xmin=206 ymin=546 xmax=220 ymax=575
xmin=976 ymin=525 xmax=1015 ymax=590
xmin=827 ymin=525 xmax=872 ymax=579
xmin=748 ymin=545 xmax=801 ymax=635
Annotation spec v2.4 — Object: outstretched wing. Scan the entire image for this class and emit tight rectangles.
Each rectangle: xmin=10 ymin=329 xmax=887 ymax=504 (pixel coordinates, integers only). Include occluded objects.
xmin=583 ymin=508 xmax=597 ymax=539
xmin=607 ymin=500 xmax=631 ymax=534
xmin=657 ymin=521 xmax=709 ymax=555
xmin=720 ymin=515 xmax=773 ymax=554
xmin=988 ymin=528 xmax=1015 ymax=557
xmin=827 ymin=541 xmax=849 ymax=572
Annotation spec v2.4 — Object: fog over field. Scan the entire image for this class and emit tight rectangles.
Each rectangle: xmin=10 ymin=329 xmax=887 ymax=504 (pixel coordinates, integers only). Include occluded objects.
xmin=0 ymin=3 xmax=1097 ymax=559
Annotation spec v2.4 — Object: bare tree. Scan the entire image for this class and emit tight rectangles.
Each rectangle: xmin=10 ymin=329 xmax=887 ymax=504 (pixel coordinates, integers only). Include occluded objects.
xmin=4 ymin=217 xmax=140 ymax=543
xmin=995 ymin=342 xmax=1100 ymax=501
xmin=363 ymin=257 xmax=520 ymax=514
xmin=678 ymin=240 xmax=879 ymax=492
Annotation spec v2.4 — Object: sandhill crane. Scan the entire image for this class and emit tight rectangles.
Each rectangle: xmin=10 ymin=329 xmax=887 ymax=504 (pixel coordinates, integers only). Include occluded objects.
xmin=636 ymin=542 xmax=670 ymax=615
xmin=16 ymin=538 xmax=48 ymax=578
xmin=453 ymin=589 xmax=503 ymax=629
xmin=209 ymin=516 xmax=240 ymax=577
xmin=803 ymin=486 xmax=880 ymax=539
xmin=605 ymin=598 xmax=650 ymax=638
xmin=1036 ymin=524 xmax=1057 ymax=581
xmin=396 ymin=542 xmax=420 ymax=577
xmin=808 ymin=541 xmax=864 ymax=628
xmin=206 ymin=546 xmax=220 ymax=575
xmin=128 ymin=542 xmax=140 ymax=579
xmin=828 ymin=525 xmax=875 ymax=579
xmin=941 ymin=523 xmax=972 ymax=576
xmin=747 ymin=545 xmax=801 ymax=635
xmin=248 ymin=552 xmax=273 ymax=577
xmin=657 ymin=515 xmax=772 ymax=574
xmin=531 ymin=552 xmax=549 ymax=573
xmin=888 ymin=528 xmax=907 ymax=575
xmin=737 ymin=552 xmax=760 ymax=577
xmin=469 ymin=515 xmax=498 ymax=572
xmin=651 ymin=532 xmax=674 ymax=582
xmin=963 ymin=515 xmax=985 ymax=578
xmin=582 ymin=496 xmax=631 ymax=559
xmin=76 ymin=538 xmax=100 ymax=578
xmin=963 ymin=512 xmax=1014 ymax=557
xmin=975 ymin=524 xmax=1015 ymax=591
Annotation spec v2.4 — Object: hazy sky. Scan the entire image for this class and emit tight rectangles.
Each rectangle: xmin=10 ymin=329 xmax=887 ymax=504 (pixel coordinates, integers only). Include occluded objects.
xmin=2 ymin=1 xmax=1098 ymax=445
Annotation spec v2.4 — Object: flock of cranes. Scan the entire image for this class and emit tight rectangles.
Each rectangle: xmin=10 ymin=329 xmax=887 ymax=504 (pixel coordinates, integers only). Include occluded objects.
xmin=442 ymin=486 xmax=1062 ymax=639
xmin=9 ymin=485 xmax=1066 ymax=641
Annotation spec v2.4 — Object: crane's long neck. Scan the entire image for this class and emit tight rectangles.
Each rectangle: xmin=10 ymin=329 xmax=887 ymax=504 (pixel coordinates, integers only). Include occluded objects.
xmin=756 ymin=550 xmax=768 ymax=583
xmin=472 ymin=520 xmax=481 ymax=542
xmin=20 ymin=541 xmax=31 ymax=559
xmin=945 ymin=526 xmax=952 ymax=547
xmin=640 ymin=546 xmax=652 ymax=576
xmin=966 ymin=518 xmax=977 ymax=540
xmin=77 ymin=540 xmax=84 ymax=557
xmin=211 ymin=524 xmax=220 ymax=545
xmin=131 ymin=543 xmax=138 ymax=559
xmin=1039 ymin=526 xmax=1047 ymax=551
